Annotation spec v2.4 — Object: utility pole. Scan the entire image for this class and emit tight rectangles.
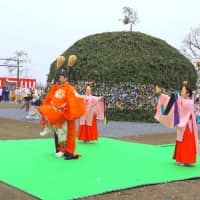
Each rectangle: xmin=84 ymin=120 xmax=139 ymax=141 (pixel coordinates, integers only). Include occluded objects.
xmin=17 ymin=58 xmax=20 ymax=87
xmin=0 ymin=58 xmax=23 ymax=87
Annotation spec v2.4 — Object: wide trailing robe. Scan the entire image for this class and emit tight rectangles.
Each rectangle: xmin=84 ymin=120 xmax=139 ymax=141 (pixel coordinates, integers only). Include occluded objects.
xmin=38 ymin=83 xmax=85 ymax=155
xmin=155 ymin=93 xmax=200 ymax=155
xmin=78 ymin=95 xmax=104 ymax=142
xmin=79 ymin=95 xmax=104 ymax=126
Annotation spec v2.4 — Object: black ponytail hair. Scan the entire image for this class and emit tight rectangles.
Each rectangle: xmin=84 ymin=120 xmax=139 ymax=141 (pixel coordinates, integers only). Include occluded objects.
xmin=164 ymin=93 xmax=176 ymax=115
xmin=164 ymin=82 xmax=193 ymax=115
xmin=181 ymin=81 xmax=193 ymax=98
xmin=185 ymin=85 xmax=193 ymax=97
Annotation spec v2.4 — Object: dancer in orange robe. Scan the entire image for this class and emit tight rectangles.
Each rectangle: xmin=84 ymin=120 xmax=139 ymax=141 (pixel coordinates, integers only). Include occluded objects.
xmin=155 ymin=82 xmax=200 ymax=166
xmin=78 ymin=85 xmax=104 ymax=143
xmin=38 ymin=70 xmax=85 ymax=159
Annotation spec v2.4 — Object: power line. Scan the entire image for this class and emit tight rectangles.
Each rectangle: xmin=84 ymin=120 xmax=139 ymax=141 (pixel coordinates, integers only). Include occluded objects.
xmin=0 ymin=58 xmax=23 ymax=62
xmin=0 ymin=58 xmax=24 ymax=87
xmin=0 ymin=64 xmax=22 ymax=67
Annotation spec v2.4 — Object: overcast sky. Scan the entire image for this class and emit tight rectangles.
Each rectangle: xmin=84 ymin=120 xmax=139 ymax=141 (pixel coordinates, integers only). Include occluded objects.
xmin=0 ymin=0 xmax=200 ymax=85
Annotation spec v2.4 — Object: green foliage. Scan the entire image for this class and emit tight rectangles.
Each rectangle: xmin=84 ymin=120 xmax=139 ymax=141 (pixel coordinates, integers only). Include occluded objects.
xmin=47 ymin=31 xmax=197 ymax=122
xmin=106 ymin=108 xmax=157 ymax=123
xmin=48 ymin=31 xmax=197 ymax=90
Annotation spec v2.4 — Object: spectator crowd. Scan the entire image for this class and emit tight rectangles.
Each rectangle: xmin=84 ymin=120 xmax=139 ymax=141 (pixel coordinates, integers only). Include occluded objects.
xmin=0 ymin=86 xmax=45 ymax=105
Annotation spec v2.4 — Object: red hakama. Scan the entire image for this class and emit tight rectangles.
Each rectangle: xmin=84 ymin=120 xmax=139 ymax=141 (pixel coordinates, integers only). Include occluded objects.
xmin=173 ymin=123 xmax=196 ymax=164
xmin=78 ymin=115 xmax=98 ymax=141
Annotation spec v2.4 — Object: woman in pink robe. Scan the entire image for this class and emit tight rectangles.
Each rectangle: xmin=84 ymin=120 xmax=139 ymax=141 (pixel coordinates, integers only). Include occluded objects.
xmin=78 ymin=85 xmax=104 ymax=143
xmin=155 ymin=83 xmax=200 ymax=165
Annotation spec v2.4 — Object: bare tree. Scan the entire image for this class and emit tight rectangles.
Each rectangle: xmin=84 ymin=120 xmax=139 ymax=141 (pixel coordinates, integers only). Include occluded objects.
xmin=121 ymin=6 xmax=140 ymax=31
xmin=181 ymin=26 xmax=200 ymax=90
xmin=181 ymin=25 xmax=200 ymax=60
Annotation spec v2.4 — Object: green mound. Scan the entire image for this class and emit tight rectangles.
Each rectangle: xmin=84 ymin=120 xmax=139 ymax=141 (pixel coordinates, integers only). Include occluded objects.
xmin=48 ymin=32 xmax=197 ymax=90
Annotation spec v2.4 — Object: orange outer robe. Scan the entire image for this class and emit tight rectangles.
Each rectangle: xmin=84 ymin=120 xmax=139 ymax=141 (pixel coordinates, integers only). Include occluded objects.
xmin=38 ymin=83 xmax=85 ymax=154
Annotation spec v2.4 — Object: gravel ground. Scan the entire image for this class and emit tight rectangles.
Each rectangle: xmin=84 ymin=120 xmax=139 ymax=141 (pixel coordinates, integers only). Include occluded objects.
xmin=0 ymin=108 xmax=177 ymax=137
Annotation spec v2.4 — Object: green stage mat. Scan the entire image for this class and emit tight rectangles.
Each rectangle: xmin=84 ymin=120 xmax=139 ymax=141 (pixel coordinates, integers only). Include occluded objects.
xmin=0 ymin=138 xmax=199 ymax=200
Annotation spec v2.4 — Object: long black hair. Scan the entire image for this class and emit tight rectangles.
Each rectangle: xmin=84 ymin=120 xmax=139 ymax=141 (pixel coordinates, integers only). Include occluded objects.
xmin=164 ymin=93 xmax=176 ymax=115
xmin=184 ymin=85 xmax=193 ymax=97
xmin=164 ymin=84 xmax=193 ymax=115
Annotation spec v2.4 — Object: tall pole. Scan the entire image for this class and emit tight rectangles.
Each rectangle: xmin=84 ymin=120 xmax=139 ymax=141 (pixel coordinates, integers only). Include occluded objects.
xmin=130 ymin=23 xmax=133 ymax=31
xmin=193 ymin=58 xmax=200 ymax=91
xmin=197 ymin=62 xmax=200 ymax=91
xmin=17 ymin=58 xmax=20 ymax=87
xmin=0 ymin=58 xmax=23 ymax=87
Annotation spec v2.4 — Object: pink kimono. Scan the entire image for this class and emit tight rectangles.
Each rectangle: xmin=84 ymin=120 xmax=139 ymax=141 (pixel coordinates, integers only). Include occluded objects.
xmin=78 ymin=95 xmax=104 ymax=141
xmin=155 ymin=94 xmax=200 ymax=159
